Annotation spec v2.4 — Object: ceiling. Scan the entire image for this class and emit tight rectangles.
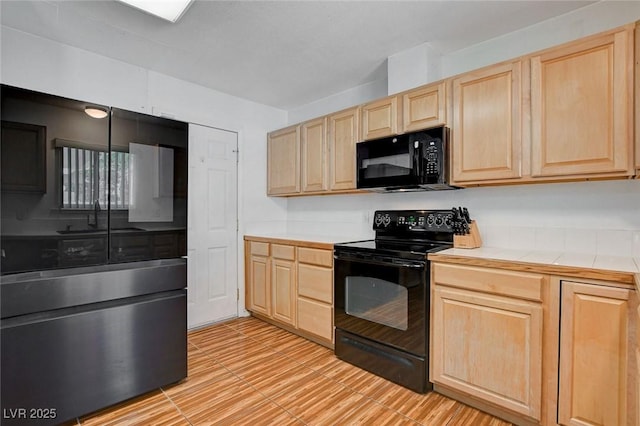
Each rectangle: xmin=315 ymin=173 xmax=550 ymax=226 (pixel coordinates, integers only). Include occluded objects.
xmin=1 ymin=0 xmax=598 ymax=110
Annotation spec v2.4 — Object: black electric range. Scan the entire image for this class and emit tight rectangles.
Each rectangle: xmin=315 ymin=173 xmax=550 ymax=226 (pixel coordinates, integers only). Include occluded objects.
xmin=333 ymin=210 xmax=455 ymax=393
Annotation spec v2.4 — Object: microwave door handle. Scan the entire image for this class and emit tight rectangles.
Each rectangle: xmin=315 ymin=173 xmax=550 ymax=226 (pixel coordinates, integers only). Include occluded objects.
xmin=412 ymin=140 xmax=421 ymax=178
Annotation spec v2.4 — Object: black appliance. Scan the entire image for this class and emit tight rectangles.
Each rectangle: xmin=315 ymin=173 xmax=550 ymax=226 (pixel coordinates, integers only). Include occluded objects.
xmin=0 ymin=85 xmax=188 ymax=425
xmin=356 ymin=126 xmax=457 ymax=192
xmin=334 ymin=209 xmax=454 ymax=393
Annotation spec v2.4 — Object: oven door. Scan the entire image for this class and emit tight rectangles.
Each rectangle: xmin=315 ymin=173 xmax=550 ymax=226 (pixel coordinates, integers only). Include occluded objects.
xmin=334 ymin=250 xmax=428 ymax=356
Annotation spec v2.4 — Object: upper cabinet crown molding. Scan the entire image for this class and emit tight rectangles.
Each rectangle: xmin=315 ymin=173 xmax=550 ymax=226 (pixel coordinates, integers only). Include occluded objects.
xmin=530 ymin=26 xmax=634 ymax=178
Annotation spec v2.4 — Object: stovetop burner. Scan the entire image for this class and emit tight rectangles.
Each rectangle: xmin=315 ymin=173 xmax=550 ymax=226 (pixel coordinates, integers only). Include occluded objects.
xmin=335 ymin=210 xmax=455 ymax=258
xmin=334 ymin=239 xmax=451 ymax=258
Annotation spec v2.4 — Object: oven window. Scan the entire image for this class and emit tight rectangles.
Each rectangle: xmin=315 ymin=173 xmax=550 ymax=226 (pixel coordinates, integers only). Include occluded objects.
xmin=345 ymin=276 xmax=408 ymax=331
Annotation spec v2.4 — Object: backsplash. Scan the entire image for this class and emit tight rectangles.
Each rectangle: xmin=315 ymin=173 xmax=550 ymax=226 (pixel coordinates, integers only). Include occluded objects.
xmin=286 ymin=179 xmax=640 ymax=258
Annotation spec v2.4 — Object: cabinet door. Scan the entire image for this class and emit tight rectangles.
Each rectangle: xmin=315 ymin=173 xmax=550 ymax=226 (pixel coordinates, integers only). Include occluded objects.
xmin=558 ymin=282 xmax=635 ymax=426
xmin=267 ymin=125 xmax=300 ymax=195
xmin=1 ymin=121 xmax=46 ymax=192
xmin=298 ymin=298 xmax=333 ymax=342
xmin=271 ymin=258 xmax=296 ymax=326
xmin=402 ymin=81 xmax=446 ymax=133
xmin=328 ymin=107 xmax=359 ymax=191
xmin=361 ymin=96 xmax=399 ymax=140
xmin=531 ymin=28 xmax=634 ymax=178
xmin=301 ymin=117 xmax=327 ymax=193
xmin=451 ymin=61 xmax=524 ymax=183
xmin=248 ymin=255 xmax=270 ymax=316
xmin=431 ymin=286 xmax=543 ymax=420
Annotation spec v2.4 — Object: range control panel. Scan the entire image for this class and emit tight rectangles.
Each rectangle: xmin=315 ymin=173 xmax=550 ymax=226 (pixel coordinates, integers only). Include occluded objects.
xmin=373 ymin=210 xmax=454 ymax=232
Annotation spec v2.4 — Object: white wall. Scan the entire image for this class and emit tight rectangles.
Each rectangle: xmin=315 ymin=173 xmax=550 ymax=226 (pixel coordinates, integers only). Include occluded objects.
xmin=286 ymin=2 xmax=640 ymax=257
xmin=442 ymin=0 xmax=640 ymax=78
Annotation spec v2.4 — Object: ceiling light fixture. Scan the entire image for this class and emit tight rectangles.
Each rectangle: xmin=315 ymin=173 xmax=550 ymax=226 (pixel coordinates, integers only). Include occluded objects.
xmin=84 ymin=106 xmax=108 ymax=119
xmin=117 ymin=0 xmax=193 ymax=23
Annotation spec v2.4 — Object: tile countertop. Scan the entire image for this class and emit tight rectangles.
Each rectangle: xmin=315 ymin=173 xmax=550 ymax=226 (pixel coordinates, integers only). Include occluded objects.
xmin=244 ymin=233 xmax=368 ymax=250
xmin=429 ymin=247 xmax=640 ymax=289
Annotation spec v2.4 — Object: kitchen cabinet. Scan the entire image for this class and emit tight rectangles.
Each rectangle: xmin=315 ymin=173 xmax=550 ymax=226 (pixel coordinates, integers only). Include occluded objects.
xmin=301 ymin=117 xmax=328 ymax=193
xmin=328 ymin=106 xmax=359 ymax=191
xmin=271 ymin=244 xmax=297 ymax=326
xmin=245 ymin=236 xmax=334 ymax=347
xmin=431 ymin=263 xmax=545 ymax=421
xmin=558 ymin=281 xmax=637 ymax=426
xmin=296 ymin=247 xmax=333 ymax=344
xmin=450 ymin=60 xmax=525 ymax=184
xmin=361 ymin=95 xmax=400 ymax=140
xmin=245 ymin=241 xmax=297 ymax=327
xmin=267 ymin=125 xmax=300 ymax=195
xmin=430 ymin=257 xmax=638 ymax=426
xmin=268 ymin=110 xmax=360 ymax=196
xmin=530 ymin=26 xmax=634 ymax=179
xmin=247 ymin=241 xmax=270 ymax=316
xmin=401 ymin=81 xmax=446 ymax=133
xmin=1 ymin=121 xmax=47 ymax=193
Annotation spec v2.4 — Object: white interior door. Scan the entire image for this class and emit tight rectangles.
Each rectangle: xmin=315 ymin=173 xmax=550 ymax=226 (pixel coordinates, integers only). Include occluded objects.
xmin=187 ymin=124 xmax=238 ymax=329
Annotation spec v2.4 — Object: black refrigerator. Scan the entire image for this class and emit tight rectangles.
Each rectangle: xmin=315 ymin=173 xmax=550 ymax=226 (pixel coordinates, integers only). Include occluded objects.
xmin=0 ymin=85 xmax=188 ymax=425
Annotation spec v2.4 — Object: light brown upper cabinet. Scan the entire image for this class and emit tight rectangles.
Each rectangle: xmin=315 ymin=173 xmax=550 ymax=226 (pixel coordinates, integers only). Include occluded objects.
xmin=361 ymin=95 xmax=400 ymax=140
xmin=300 ymin=117 xmax=328 ymax=193
xmin=267 ymin=125 xmax=300 ymax=195
xmin=451 ymin=60 xmax=525 ymax=184
xmin=530 ymin=26 xmax=634 ymax=178
xmin=328 ymin=106 xmax=359 ymax=191
xmin=402 ymin=81 xmax=447 ymax=133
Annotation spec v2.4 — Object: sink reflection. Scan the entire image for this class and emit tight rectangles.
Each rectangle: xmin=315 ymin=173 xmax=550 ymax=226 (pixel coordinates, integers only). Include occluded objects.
xmin=57 ymin=227 xmax=144 ymax=235
xmin=57 ymin=229 xmax=106 ymax=235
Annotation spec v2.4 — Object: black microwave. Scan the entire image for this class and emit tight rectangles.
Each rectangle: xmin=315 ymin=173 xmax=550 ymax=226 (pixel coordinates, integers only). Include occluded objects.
xmin=356 ymin=126 xmax=457 ymax=192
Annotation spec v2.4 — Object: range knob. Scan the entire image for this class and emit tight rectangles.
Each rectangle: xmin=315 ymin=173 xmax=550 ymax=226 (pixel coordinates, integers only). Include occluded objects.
xmin=426 ymin=214 xmax=435 ymax=226
xmin=434 ymin=216 xmax=443 ymax=226
xmin=374 ymin=214 xmax=384 ymax=226
xmin=382 ymin=214 xmax=391 ymax=226
xmin=444 ymin=214 xmax=453 ymax=227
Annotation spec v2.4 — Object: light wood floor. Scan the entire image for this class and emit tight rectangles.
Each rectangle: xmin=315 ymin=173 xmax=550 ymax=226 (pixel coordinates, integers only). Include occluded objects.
xmin=70 ymin=316 xmax=512 ymax=425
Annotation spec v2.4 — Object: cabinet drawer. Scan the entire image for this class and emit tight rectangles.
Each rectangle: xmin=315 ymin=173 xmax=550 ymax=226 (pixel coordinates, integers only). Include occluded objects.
xmin=271 ymin=244 xmax=295 ymax=260
xmin=432 ymin=263 xmax=545 ymax=302
xmin=298 ymin=247 xmax=332 ymax=267
xmin=250 ymin=241 xmax=269 ymax=257
xmin=298 ymin=298 xmax=333 ymax=342
xmin=298 ymin=264 xmax=332 ymax=303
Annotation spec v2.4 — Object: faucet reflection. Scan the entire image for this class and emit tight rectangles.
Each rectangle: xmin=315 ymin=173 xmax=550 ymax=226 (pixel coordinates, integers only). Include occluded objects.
xmin=87 ymin=200 xmax=101 ymax=229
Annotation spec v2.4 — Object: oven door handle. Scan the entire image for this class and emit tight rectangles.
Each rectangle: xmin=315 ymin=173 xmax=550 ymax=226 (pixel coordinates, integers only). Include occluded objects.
xmin=334 ymin=253 xmax=426 ymax=269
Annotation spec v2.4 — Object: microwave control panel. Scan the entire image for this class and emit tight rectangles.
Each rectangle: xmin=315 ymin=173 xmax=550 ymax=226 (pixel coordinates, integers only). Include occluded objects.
xmin=424 ymin=140 xmax=441 ymax=176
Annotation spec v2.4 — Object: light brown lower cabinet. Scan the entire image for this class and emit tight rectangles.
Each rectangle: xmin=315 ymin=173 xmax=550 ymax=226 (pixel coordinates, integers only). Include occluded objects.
xmin=431 ymin=264 xmax=545 ymax=421
xmin=270 ymin=244 xmax=296 ymax=326
xmin=245 ymin=238 xmax=334 ymax=347
xmin=247 ymin=242 xmax=270 ymax=317
xmin=297 ymin=247 xmax=333 ymax=343
xmin=431 ymin=262 xmax=638 ymax=426
xmin=558 ymin=281 xmax=637 ymax=426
